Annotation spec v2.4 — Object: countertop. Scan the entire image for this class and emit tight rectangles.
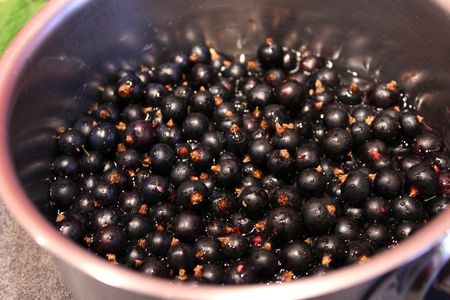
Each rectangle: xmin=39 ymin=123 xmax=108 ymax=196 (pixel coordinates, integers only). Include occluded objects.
xmin=0 ymin=200 xmax=72 ymax=300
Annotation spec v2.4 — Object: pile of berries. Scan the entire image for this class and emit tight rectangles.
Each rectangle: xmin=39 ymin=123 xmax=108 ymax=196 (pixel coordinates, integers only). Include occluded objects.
xmin=49 ymin=38 xmax=449 ymax=284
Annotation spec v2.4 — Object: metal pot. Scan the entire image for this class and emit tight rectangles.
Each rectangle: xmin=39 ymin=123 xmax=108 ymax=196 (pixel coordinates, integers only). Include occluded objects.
xmin=1 ymin=0 xmax=450 ymax=299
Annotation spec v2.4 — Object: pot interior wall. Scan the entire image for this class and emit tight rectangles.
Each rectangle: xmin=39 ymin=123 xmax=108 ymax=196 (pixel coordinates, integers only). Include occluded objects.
xmin=7 ymin=0 xmax=450 ymax=213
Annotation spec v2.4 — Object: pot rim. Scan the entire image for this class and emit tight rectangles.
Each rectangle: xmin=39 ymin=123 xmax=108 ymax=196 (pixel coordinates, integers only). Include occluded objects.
xmin=1 ymin=1 xmax=450 ymax=299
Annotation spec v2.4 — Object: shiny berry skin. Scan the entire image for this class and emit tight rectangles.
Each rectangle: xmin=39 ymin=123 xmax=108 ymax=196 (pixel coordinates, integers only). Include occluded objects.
xmin=78 ymin=174 xmax=99 ymax=193
xmin=300 ymin=55 xmax=324 ymax=73
xmin=170 ymin=162 xmax=193 ymax=187
xmin=334 ymin=217 xmax=359 ymax=240
xmin=322 ymin=128 xmax=352 ymax=157
xmin=223 ymin=63 xmax=247 ymax=80
xmin=116 ymin=149 xmax=141 ymax=170
xmin=176 ymin=180 xmax=208 ymax=208
xmin=146 ymin=231 xmax=172 ymax=257
xmin=219 ymin=233 xmax=250 ymax=260
xmin=280 ymin=241 xmax=314 ymax=274
xmin=249 ymin=249 xmax=278 ymax=278
xmin=224 ymin=262 xmax=257 ymax=284
xmin=73 ymin=117 xmax=96 ymax=138
xmin=50 ymin=179 xmax=78 ymax=208
xmin=272 ymin=185 xmax=301 ymax=209
xmin=173 ymin=85 xmax=193 ymax=101
xmin=190 ymin=63 xmax=215 ymax=88
xmin=350 ymin=121 xmax=371 ymax=145
xmin=91 ymin=207 xmax=122 ymax=230
xmin=261 ymin=174 xmax=284 ymax=192
xmin=173 ymin=211 xmax=203 ymax=242
xmin=265 ymin=206 xmax=301 ymax=243
xmin=119 ymin=190 xmax=143 ymax=214
xmin=156 ymin=122 xmax=183 ymax=147
xmin=374 ymin=169 xmax=403 ymax=198
xmin=272 ymin=128 xmax=300 ymax=152
xmin=161 ymin=95 xmax=187 ymax=123
xmin=124 ymin=214 xmax=150 ymax=240
xmin=205 ymin=219 xmax=227 ymax=238
xmin=363 ymin=196 xmax=389 ymax=221
xmin=370 ymin=114 xmax=400 ymax=142
xmin=224 ymin=125 xmax=248 ymax=154
xmin=103 ymin=168 xmax=130 ymax=189
xmin=122 ymin=245 xmax=147 ymax=269
xmin=194 ymin=237 xmax=222 ymax=264
xmin=426 ymin=196 xmax=449 ymax=217
xmin=399 ymin=155 xmax=421 ymax=172
xmin=57 ymin=217 xmax=85 ymax=243
xmin=182 ymin=112 xmax=209 ymax=140
xmin=92 ymin=225 xmax=126 ymax=256
xmin=351 ymin=105 xmax=376 ymax=122
xmin=391 ymin=195 xmax=423 ymax=221
xmin=314 ymin=68 xmax=340 ymax=88
xmin=239 ymin=186 xmax=269 ymax=216
xmin=371 ymin=81 xmax=400 ymax=108
xmin=116 ymin=74 xmax=144 ymax=102
xmin=94 ymin=103 xmax=121 ymax=123
xmin=323 ymin=107 xmax=349 ymax=129
xmin=428 ymin=152 xmax=450 ymax=173
xmin=124 ymin=120 xmax=155 ymax=151
xmin=358 ymin=139 xmax=387 ymax=163
xmin=140 ymin=257 xmax=170 ymax=278
xmin=52 ymin=155 xmax=80 ymax=178
xmin=295 ymin=143 xmax=320 ymax=171
xmin=336 ymin=83 xmax=363 ymax=105
xmin=297 ymin=168 xmax=326 ymax=198
xmin=405 ymin=163 xmax=439 ymax=197
xmin=281 ymin=48 xmax=299 ymax=73
xmin=73 ymin=194 xmax=95 ymax=216
xmin=302 ymin=197 xmax=339 ymax=234
xmin=172 ymin=51 xmax=190 ymax=71
xmin=201 ymin=131 xmax=223 ymax=156
xmin=341 ymin=169 xmax=371 ymax=206
xmin=267 ymin=149 xmax=294 ymax=176
xmin=144 ymin=83 xmax=169 ymax=106
xmin=400 ymin=111 xmax=423 ymax=138
xmin=189 ymin=44 xmax=211 ymax=64
xmin=257 ymin=38 xmax=283 ymax=69
xmin=58 ymin=130 xmax=86 ymax=156
xmin=364 ymin=223 xmax=390 ymax=248
xmin=248 ymin=138 xmax=273 ymax=166
xmin=248 ymin=83 xmax=274 ymax=108
xmin=141 ymin=175 xmax=169 ymax=204
xmin=314 ymin=235 xmax=345 ymax=267
xmin=149 ymin=143 xmax=176 ymax=175
xmin=87 ymin=123 xmax=118 ymax=154
xmin=264 ymin=68 xmax=286 ymax=87
xmin=277 ymin=81 xmax=304 ymax=110
xmin=211 ymin=159 xmax=241 ymax=188
xmin=263 ymin=104 xmax=289 ymax=128
xmin=156 ymin=63 xmax=182 ymax=85
xmin=230 ymin=212 xmax=255 ymax=235
xmin=394 ymin=221 xmax=419 ymax=241
xmin=149 ymin=202 xmax=176 ymax=228
xmin=193 ymin=264 xmax=223 ymax=284
xmin=413 ymin=133 xmax=442 ymax=155
xmin=168 ymin=243 xmax=196 ymax=270
xmin=346 ymin=241 xmax=374 ymax=264
xmin=189 ymin=146 xmax=214 ymax=171
xmin=190 ymin=90 xmax=214 ymax=115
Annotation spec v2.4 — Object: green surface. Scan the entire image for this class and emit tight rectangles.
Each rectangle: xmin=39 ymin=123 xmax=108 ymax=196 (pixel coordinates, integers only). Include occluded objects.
xmin=0 ymin=0 xmax=47 ymax=54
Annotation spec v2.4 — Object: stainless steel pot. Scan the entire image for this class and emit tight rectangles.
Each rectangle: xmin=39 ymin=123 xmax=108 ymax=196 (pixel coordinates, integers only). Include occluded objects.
xmin=1 ymin=0 xmax=450 ymax=299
